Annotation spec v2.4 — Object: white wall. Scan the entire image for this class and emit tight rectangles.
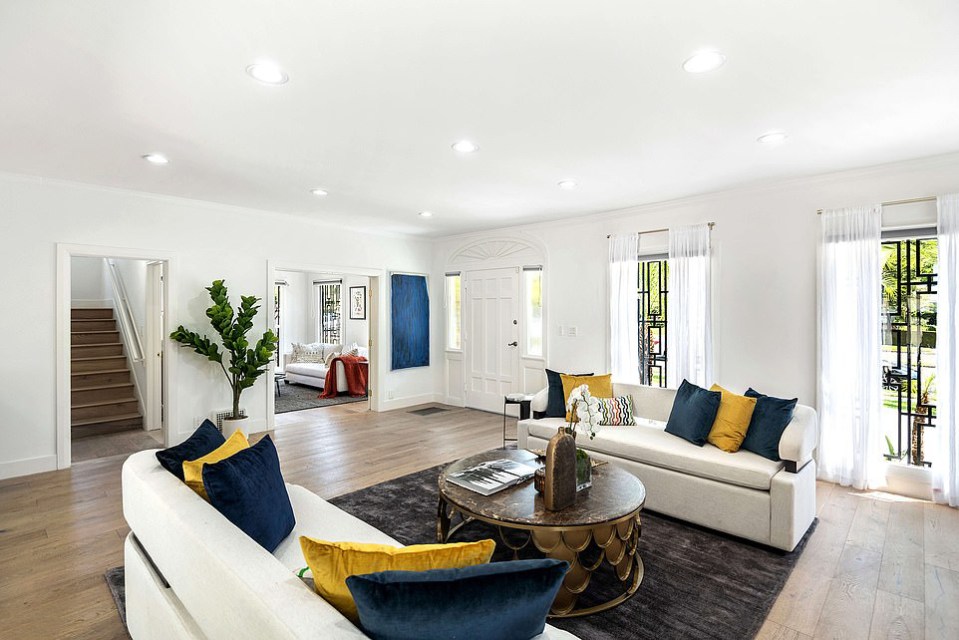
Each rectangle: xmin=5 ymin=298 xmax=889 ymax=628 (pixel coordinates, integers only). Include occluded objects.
xmin=433 ymin=153 xmax=959 ymax=409
xmin=0 ymin=173 xmax=436 ymax=479
xmin=108 ymin=258 xmax=150 ymax=416
xmin=275 ymin=269 xmax=309 ymax=355
xmin=70 ymin=256 xmax=107 ymax=305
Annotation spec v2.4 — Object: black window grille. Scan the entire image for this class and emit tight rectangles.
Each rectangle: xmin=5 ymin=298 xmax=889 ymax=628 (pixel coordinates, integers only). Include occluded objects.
xmin=638 ymin=259 xmax=668 ymax=387
xmin=881 ymin=237 xmax=937 ymax=467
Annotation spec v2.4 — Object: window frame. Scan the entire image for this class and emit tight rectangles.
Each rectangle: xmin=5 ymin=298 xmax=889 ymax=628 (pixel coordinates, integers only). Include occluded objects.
xmin=637 ymin=253 xmax=669 ymax=388
xmin=444 ymin=272 xmax=462 ymax=352
xmin=522 ymin=265 xmax=544 ymax=360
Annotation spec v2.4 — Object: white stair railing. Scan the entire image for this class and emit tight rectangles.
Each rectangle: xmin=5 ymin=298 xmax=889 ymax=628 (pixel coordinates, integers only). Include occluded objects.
xmin=106 ymin=259 xmax=145 ymax=363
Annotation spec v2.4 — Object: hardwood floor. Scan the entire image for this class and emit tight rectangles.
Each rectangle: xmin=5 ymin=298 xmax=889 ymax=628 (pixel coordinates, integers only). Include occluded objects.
xmin=2 ymin=403 xmax=958 ymax=639
xmin=72 ymin=428 xmax=164 ymax=463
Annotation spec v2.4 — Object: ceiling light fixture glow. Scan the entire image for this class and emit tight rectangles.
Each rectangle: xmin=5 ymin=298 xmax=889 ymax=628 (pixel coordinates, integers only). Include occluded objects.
xmin=558 ymin=180 xmax=578 ymax=190
xmin=142 ymin=153 xmax=169 ymax=165
xmin=418 ymin=211 xmax=433 ymax=218
xmin=246 ymin=62 xmax=289 ymax=85
xmin=310 ymin=188 xmax=328 ymax=197
xmin=757 ymin=131 xmax=789 ymax=145
xmin=682 ymin=50 xmax=726 ymax=74
xmin=451 ymin=140 xmax=479 ymax=154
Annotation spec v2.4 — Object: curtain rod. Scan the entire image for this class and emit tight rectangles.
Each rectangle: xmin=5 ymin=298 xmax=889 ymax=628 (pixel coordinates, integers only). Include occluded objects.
xmin=816 ymin=196 xmax=937 ymax=215
xmin=607 ymin=222 xmax=714 ymax=239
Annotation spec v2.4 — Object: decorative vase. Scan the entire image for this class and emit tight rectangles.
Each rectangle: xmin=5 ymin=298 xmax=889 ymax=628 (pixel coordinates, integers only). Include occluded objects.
xmin=221 ymin=416 xmax=249 ymax=438
xmin=544 ymin=427 xmax=576 ymax=511
xmin=576 ymin=449 xmax=592 ymax=491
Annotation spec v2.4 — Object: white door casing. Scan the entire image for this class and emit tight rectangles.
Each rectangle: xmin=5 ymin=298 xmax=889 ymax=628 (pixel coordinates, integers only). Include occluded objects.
xmin=144 ymin=261 xmax=165 ymax=431
xmin=464 ymin=267 xmax=520 ymax=413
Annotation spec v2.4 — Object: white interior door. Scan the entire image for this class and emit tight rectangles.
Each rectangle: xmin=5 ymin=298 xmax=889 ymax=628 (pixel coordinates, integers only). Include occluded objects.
xmin=464 ymin=268 xmax=520 ymax=413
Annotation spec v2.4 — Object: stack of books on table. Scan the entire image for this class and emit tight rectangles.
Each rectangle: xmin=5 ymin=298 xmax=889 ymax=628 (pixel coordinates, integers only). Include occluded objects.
xmin=447 ymin=458 xmax=541 ymax=496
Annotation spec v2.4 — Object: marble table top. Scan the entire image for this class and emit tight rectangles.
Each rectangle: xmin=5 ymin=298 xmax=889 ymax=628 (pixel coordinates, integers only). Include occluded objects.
xmin=438 ymin=449 xmax=646 ymax=527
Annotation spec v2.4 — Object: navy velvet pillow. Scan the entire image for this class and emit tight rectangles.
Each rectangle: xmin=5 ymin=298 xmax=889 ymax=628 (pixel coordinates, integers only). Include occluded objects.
xmin=201 ymin=435 xmax=295 ymax=552
xmin=545 ymin=369 xmax=593 ymax=418
xmin=155 ymin=419 xmax=225 ymax=480
xmin=664 ymin=380 xmax=722 ymax=446
xmin=740 ymin=388 xmax=798 ymax=461
xmin=346 ymin=559 xmax=568 ymax=640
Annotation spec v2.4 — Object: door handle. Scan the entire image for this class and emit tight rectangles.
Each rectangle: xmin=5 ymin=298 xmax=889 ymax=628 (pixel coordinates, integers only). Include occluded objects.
xmin=507 ymin=341 xmax=518 ymax=347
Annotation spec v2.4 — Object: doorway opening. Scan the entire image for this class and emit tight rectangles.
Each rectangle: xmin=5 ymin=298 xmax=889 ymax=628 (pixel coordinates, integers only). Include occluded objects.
xmin=57 ymin=245 xmax=175 ymax=468
xmin=270 ymin=265 xmax=376 ymax=422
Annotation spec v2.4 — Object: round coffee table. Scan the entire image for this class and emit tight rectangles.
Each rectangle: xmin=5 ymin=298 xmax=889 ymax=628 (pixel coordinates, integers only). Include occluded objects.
xmin=436 ymin=449 xmax=646 ymax=617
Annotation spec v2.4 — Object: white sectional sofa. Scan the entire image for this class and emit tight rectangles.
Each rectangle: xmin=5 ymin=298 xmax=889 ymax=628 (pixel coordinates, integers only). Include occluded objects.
xmin=519 ymin=382 xmax=818 ymax=552
xmin=122 ymin=450 xmax=578 ymax=639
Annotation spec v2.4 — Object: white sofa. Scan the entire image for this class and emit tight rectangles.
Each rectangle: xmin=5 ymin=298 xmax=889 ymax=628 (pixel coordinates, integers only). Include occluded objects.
xmin=283 ymin=346 xmax=369 ymax=394
xmin=520 ymin=383 xmax=818 ymax=552
xmin=122 ymin=450 xmax=578 ymax=639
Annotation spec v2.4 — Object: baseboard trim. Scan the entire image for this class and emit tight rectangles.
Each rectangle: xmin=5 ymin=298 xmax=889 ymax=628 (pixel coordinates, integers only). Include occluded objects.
xmin=0 ymin=454 xmax=58 ymax=480
xmin=377 ymin=393 xmax=443 ymax=412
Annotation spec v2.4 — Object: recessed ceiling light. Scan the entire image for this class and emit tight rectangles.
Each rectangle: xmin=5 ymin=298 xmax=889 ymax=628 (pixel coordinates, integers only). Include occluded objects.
xmin=245 ymin=62 xmax=289 ymax=85
xmin=418 ymin=211 xmax=433 ymax=218
xmin=142 ymin=153 xmax=169 ymax=165
xmin=451 ymin=140 xmax=479 ymax=154
xmin=310 ymin=188 xmax=328 ymax=197
xmin=682 ymin=50 xmax=726 ymax=74
xmin=757 ymin=131 xmax=789 ymax=145
xmin=558 ymin=180 xmax=578 ymax=190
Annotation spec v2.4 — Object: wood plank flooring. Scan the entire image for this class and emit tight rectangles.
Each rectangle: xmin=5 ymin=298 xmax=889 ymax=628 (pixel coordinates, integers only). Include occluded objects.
xmin=1 ymin=403 xmax=958 ymax=639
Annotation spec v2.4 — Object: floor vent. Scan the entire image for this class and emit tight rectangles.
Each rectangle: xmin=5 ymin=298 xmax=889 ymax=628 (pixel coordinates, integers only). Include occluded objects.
xmin=409 ymin=407 xmax=449 ymax=417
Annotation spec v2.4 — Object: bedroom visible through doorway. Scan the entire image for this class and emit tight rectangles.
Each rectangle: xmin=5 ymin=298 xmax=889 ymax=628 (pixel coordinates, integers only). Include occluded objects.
xmin=273 ymin=268 xmax=372 ymax=416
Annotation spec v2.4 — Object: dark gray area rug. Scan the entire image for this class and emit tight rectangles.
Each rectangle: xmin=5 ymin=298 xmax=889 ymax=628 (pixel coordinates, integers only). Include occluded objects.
xmin=104 ymin=566 xmax=127 ymax=625
xmin=330 ymin=463 xmax=816 ymax=640
xmin=275 ymin=382 xmax=367 ymax=414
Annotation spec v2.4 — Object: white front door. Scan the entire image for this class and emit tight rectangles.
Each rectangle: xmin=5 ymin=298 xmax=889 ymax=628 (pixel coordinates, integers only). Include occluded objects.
xmin=464 ymin=268 xmax=520 ymax=413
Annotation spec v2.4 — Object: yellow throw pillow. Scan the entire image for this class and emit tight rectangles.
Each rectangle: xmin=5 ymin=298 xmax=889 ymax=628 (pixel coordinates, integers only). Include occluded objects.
xmin=300 ymin=537 xmax=495 ymax=623
xmin=707 ymin=384 xmax=757 ymax=453
xmin=561 ymin=373 xmax=613 ymax=422
xmin=182 ymin=430 xmax=250 ymax=499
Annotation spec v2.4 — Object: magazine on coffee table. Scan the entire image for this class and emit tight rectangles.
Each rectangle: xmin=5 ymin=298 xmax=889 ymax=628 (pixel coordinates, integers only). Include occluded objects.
xmin=447 ymin=458 xmax=541 ymax=496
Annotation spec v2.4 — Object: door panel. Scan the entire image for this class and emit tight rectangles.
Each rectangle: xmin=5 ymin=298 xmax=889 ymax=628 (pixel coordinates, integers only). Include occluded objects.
xmin=464 ymin=268 xmax=519 ymax=413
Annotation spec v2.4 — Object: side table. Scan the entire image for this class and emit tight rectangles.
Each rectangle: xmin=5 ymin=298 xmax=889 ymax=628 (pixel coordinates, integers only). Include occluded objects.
xmin=502 ymin=395 xmax=533 ymax=447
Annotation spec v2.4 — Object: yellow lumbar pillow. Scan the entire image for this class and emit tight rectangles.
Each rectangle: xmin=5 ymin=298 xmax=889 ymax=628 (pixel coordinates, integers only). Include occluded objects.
xmin=561 ymin=373 xmax=613 ymax=422
xmin=182 ymin=430 xmax=250 ymax=499
xmin=300 ymin=537 xmax=495 ymax=623
xmin=707 ymin=384 xmax=757 ymax=453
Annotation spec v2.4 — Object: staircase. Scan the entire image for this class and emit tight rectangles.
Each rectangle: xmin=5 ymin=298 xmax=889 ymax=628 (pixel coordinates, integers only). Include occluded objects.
xmin=71 ymin=308 xmax=142 ymax=437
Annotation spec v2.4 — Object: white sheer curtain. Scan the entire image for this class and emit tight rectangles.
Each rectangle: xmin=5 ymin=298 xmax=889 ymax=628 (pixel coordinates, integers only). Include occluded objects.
xmin=933 ymin=193 xmax=959 ymax=507
xmin=818 ymin=205 xmax=883 ymax=490
xmin=609 ymin=234 xmax=640 ymax=383
xmin=666 ymin=224 xmax=712 ymax=388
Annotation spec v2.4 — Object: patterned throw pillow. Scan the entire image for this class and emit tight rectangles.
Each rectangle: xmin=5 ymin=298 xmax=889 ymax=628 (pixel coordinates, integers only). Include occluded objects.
xmin=324 ymin=351 xmax=341 ymax=366
xmin=341 ymin=342 xmax=360 ymax=357
xmin=597 ymin=396 xmax=635 ymax=426
xmin=292 ymin=343 xmax=325 ymax=364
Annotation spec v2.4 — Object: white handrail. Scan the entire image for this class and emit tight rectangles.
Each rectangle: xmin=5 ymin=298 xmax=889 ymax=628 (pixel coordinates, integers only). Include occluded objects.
xmin=106 ymin=259 xmax=145 ymax=362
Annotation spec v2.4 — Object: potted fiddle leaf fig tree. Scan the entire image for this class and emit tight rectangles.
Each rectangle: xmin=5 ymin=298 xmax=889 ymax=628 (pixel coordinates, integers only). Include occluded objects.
xmin=170 ymin=280 xmax=278 ymax=437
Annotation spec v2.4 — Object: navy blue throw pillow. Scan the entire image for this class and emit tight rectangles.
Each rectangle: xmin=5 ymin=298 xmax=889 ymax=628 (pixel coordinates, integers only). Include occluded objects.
xmin=201 ymin=435 xmax=295 ymax=552
xmin=664 ymin=380 xmax=721 ymax=446
xmin=740 ymin=388 xmax=798 ymax=461
xmin=155 ymin=420 xmax=225 ymax=480
xmin=545 ymin=369 xmax=593 ymax=418
xmin=346 ymin=559 xmax=568 ymax=640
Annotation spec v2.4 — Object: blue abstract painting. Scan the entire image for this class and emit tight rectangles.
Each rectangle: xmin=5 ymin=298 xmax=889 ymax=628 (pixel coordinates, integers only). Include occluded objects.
xmin=391 ymin=273 xmax=430 ymax=370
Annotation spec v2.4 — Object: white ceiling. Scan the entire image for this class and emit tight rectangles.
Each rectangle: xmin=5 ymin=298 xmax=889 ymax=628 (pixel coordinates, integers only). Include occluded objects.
xmin=1 ymin=1 xmax=957 ymax=236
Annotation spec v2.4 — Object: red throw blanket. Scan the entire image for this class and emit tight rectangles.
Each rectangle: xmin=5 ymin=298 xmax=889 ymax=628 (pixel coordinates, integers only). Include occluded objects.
xmin=319 ymin=355 xmax=369 ymax=398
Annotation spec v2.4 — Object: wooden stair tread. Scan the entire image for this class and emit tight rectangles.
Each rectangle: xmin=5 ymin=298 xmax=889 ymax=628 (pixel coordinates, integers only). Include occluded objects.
xmin=72 ymin=382 xmax=134 ymax=392
xmin=70 ymin=330 xmax=119 ymax=335
xmin=73 ymin=398 xmax=138 ymax=409
xmin=71 ymin=355 xmax=126 ymax=362
xmin=72 ymin=368 xmax=129 ymax=376
xmin=72 ymin=412 xmax=141 ymax=427
xmin=73 ymin=342 xmax=123 ymax=347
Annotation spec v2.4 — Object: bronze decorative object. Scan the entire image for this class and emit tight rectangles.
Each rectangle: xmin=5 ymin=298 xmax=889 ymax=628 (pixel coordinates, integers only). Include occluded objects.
xmin=545 ymin=427 xmax=576 ymax=511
